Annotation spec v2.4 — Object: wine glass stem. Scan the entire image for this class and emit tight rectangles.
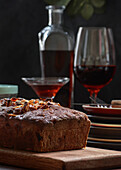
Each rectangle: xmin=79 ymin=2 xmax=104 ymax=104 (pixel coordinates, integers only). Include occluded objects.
xmin=88 ymin=89 xmax=99 ymax=103
xmin=90 ymin=92 xmax=97 ymax=101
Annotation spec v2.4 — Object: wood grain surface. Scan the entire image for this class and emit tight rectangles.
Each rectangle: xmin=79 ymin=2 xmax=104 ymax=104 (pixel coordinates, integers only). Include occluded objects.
xmin=0 ymin=147 xmax=121 ymax=169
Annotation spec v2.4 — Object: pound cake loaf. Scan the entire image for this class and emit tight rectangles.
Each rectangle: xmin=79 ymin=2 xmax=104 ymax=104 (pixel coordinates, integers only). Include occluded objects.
xmin=0 ymin=98 xmax=90 ymax=152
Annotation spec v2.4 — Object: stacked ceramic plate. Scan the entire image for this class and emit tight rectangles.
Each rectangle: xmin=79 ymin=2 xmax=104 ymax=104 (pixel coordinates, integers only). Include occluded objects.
xmin=83 ymin=104 xmax=121 ymax=150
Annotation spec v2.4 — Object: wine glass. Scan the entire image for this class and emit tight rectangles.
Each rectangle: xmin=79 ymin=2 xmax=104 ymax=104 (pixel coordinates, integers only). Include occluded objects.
xmin=22 ymin=77 xmax=69 ymax=101
xmin=74 ymin=27 xmax=116 ymax=101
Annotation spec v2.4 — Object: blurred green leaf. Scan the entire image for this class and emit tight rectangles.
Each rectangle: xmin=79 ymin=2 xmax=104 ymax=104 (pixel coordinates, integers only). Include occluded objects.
xmin=67 ymin=0 xmax=85 ymax=16
xmin=81 ymin=3 xmax=94 ymax=20
xmin=44 ymin=0 xmax=107 ymax=20
xmin=91 ymin=0 xmax=106 ymax=8
xmin=56 ymin=0 xmax=71 ymax=6
xmin=44 ymin=0 xmax=71 ymax=6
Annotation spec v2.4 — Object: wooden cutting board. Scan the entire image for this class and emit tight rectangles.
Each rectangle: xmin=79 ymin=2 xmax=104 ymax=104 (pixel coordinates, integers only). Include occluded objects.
xmin=0 ymin=147 xmax=121 ymax=170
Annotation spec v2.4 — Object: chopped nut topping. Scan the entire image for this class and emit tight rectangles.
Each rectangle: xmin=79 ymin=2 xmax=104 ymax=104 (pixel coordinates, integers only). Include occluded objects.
xmin=0 ymin=97 xmax=59 ymax=116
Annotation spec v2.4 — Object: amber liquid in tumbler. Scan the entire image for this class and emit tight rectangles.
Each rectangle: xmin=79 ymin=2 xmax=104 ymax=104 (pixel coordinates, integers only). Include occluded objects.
xmin=40 ymin=50 xmax=74 ymax=107
xmin=74 ymin=65 xmax=116 ymax=94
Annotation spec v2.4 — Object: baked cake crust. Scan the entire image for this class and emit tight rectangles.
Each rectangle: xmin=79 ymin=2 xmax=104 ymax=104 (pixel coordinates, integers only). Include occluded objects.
xmin=0 ymin=98 xmax=90 ymax=152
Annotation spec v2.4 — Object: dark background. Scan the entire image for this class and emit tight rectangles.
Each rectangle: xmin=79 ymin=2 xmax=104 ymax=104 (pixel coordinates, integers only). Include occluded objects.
xmin=0 ymin=0 xmax=121 ymax=108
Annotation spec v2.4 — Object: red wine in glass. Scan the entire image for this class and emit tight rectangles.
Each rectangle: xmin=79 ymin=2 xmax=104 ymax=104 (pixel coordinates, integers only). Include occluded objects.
xmin=74 ymin=65 xmax=116 ymax=97
xmin=74 ymin=27 xmax=116 ymax=101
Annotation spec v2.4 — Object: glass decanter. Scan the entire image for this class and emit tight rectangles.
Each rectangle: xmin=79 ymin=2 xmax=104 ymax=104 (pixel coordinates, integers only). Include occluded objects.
xmin=38 ymin=5 xmax=75 ymax=107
